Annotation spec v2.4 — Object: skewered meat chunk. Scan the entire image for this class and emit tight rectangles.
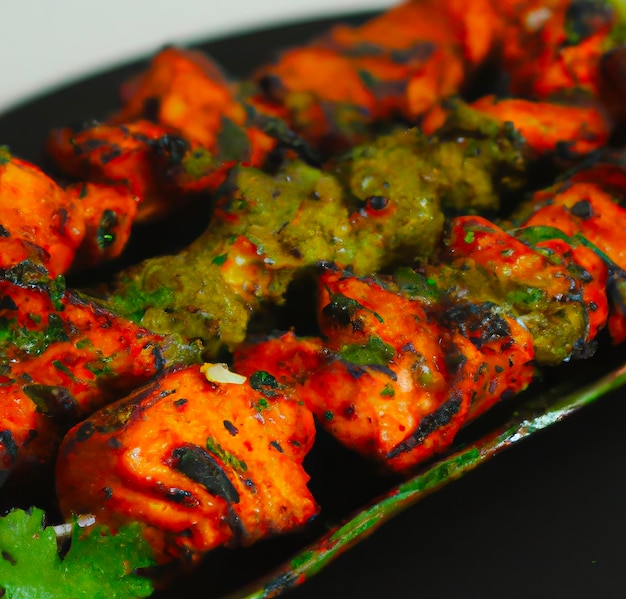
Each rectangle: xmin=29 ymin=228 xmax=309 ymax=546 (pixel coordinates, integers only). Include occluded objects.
xmin=436 ymin=215 xmax=609 ymax=364
xmin=467 ymin=97 xmax=610 ymax=157
xmin=112 ymin=48 xmax=251 ymax=148
xmin=508 ymin=163 xmax=626 ymax=343
xmin=294 ymin=266 xmax=534 ymax=473
xmin=0 ymin=147 xmax=137 ymax=275
xmin=0 ymin=257 xmax=167 ymax=482
xmin=46 ymin=50 xmax=289 ymax=224
xmin=233 ymin=264 xmax=535 ymax=474
xmin=252 ymin=0 xmax=501 ymax=150
xmin=496 ymin=0 xmax=617 ymax=99
xmin=55 ymin=365 xmax=318 ymax=565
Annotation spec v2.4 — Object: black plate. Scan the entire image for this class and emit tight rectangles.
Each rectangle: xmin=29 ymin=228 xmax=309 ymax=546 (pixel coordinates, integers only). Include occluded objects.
xmin=2 ymin=12 xmax=626 ymax=599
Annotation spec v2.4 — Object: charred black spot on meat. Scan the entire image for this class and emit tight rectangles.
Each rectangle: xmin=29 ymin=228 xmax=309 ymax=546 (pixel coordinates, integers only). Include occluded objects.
xmin=387 ymin=392 xmax=463 ymax=458
xmin=170 ymin=444 xmax=240 ymax=504
xmin=151 ymin=134 xmax=191 ymax=167
xmin=570 ymin=199 xmax=594 ymax=219
xmin=223 ymin=420 xmax=239 ymax=436
xmin=23 ymin=384 xmax=79 ymax=423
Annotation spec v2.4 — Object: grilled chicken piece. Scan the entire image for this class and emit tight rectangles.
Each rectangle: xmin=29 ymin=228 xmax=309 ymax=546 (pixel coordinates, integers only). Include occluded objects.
xmin=56 ymin=365 xmax=318 ymax=565
xmin=0 ymin=147 xmax=137 ymax=275
xmin=509 ymin=163 xmax=626 ymax=343
xmin=46 ymin=49 xmax=285 ymax=223
xmin=0 ymin=255 xmax=166 ymax=483
xmin=436 ymin=215 xmax=609 ymax=364
xmin=252 ymin=0 xmax=500 ymax=150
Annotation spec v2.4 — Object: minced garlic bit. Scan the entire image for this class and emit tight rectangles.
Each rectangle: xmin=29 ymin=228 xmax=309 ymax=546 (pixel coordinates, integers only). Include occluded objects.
xmin=201 ymin=362 xmax=247 ymax=385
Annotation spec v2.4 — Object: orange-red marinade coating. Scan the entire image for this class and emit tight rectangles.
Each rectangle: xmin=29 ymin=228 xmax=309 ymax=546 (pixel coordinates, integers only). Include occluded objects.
xmin=0 ymin=237 xmax=49 ymax=271
xmin=0 ymin=150 xmax=80 ymax=275
xmin=0 ymin=148 xmax=137 ymax=276
xmin=428 ymin=298 xmax=536 ymax=422
xmin=47 ymin=53 xmax=279 ymax=223
xmin=47 ymin=120 xmax=203 ymax=223
xmin=0 ymin=272 xmax=165 ymax=481
xmin=307 ymin=276 xmax=470 ymax=473
xmin=56 ymin=365 xmax=318 ymax=564
xmin=233 ymin=332 xmax=323 ymax=464
xmin=65 ymin=182 xmax=137 ymax=270
xmin=284 ymin=267 xmax=533 ymax=473
xmin=441 ymin=215 xmax=609 ymax=363
xmin=494 ymin=0 xmax=616 ymax=99
xmin=510 ymin=164 xmax=626 ymax=343
xmin=117 ymin=47 xmax=279 ymax=170
xmin=233 ymin=331 xmax=324 ymax=388
xmin=469 ymin=96 xmax=611 ymax=157
xmin=421 ymin=95 xmax=611 ymax=159
xmin=514 ymin=166 xmax=626 ymax=270
xmin=114 ymin=47 xmax=239 ymax=144
xmin=252 ymin=0 xmax=503 ymax=150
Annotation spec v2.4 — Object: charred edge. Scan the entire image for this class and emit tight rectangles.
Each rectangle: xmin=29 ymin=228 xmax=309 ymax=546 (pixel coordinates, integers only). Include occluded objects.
xmin=443 ymin=302 xmax=511 ymax=349
xmin=158 ymin=484 xmax=197 ymax=507
xmin=52 ymin=208 xmax=70 ymax=237
xmin=257 ymin=73 xmax=285 ymax=98
xmin=171 ymin=444 xmax=240 ymax=505
xmin=387 ymin=393 xmax=463 ymax=459
xmin=366 ymin=362 xmax=398 ymax=380
xmin=150 ymin=134 xmax=190 ymax=167
xmin=74 ymin=421 xmax=96 ymax=443
xmin=151 ymin=345 xmax=166 ymax=372
xmin=442 ymin=342 xmax=467 ymax=376
xmin=22 ymin=384 xmax=79 ymax=424
xmin=248 ymin=108 xmax=322 ymax=165
xmin=72 ymin=134 xmax=107 ymax=155
xmin=564 ymin=0 xmax=613 ymax=46
xmin=569 ymin=199 xmax=594 ymax=219
xmin=142 ymin=96 xmax=161 ymax=122
xmin=322 ymin=284 xmax=371 ymax=327
xmin=226 ymin=504 xmax=249 ymax=546
xmin=342 ymin=359 xmax=367 ymax=379
xmin=0 ymin=294 xmax=18 ymax=311
xmin=270 ymin=440 xmax=284 ymax=453
xmin=0 ymin=430 xmax=18 ymax=470
xmin=99 ymin=147 xmax=122 ymax=165
xmin=223 ymin=420 xmax=239 ymax=436
xmin=1 ymin=259 xmax=51 ymax=288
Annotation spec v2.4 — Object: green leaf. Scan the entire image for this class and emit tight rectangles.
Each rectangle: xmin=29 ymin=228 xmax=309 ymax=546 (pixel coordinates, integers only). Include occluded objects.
xmin=0 ymin=508 xmax=155 ymax=599
xmin=340 ymin=335 xmax=396 ymax=366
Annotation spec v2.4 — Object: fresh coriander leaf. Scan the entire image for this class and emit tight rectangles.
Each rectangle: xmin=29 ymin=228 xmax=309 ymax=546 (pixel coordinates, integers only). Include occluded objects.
xmin=339 ymin=336 xmax=396 ymax=366
xmin=0 ymin=508 xmax=155 ymax=599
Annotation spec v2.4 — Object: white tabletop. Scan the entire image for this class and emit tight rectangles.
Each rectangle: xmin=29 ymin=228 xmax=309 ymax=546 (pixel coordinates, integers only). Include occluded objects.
xmin=0 ymin=0 xmax=394 ymax=115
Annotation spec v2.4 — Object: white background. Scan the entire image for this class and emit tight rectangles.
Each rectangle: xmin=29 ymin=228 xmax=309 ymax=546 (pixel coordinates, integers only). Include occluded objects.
xmin=0 ymin=0 xmax=395 ymax=115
